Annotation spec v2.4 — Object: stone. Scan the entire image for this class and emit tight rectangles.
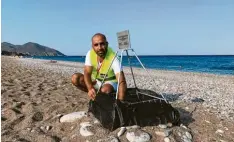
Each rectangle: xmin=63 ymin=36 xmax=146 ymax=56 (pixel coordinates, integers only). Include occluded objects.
xmin=60 ymin=111 xmax=87 ymax=123
xmin=126 ymin=130 xmax=151 ymax=142
xmin=167 ymin=123 xmax=173 ymax=128
xmin=215 ymin=129 xmax=224 ymax=134
xmin=180 ymin=124 xmax=187 ymax=129
xmin=164 ymin=137 xmax=170 ymax=142
xmin=155 ymin=131 xmax=166 ymax=137
xmin=126 ymin=125 xmax=140 ymax=130
xmin=97 ymin=136 xmax=119 ymax=142
xmin=158 ymin=124 xmax=167 ymax=129
xmin=185 ymin=132 xmax=192 ymax=139
xmin=79 ymin=122 xmax=94 ymax=137
xmin=155 ymin=129 xmax=171 ymax=137
xmin=94 ymin=119 xmax=100 ymax=124
xmin=46 ymin=126 xmax=52 ymax=131
xmin=32 ymin=112 xmax=43 ymax=121
xmin=117 ymin=127 xmax=126 ymax=137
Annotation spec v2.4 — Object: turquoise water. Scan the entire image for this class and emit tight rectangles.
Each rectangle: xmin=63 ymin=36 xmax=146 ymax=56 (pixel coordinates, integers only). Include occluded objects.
xmin=32 ymin=55 xmax=234 ymax=75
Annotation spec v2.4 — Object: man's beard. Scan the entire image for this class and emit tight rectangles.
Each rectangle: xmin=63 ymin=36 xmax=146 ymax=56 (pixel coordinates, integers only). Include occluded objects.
xmin=97 ymin=50 xmax=106 ymax=58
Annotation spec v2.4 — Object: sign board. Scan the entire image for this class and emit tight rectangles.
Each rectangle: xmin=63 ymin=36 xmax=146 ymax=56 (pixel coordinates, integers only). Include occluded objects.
xmin=117 ymin=30 xmax=130 ymax=49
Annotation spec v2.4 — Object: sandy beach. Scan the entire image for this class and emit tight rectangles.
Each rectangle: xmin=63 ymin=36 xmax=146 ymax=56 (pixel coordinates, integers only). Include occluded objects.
xmin=1 ymin=56 xmax=234 ymax=142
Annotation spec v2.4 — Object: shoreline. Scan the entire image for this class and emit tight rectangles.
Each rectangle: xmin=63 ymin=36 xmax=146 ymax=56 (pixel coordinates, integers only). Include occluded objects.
xmin=2 ymin=56 xmax=234 ymax=141
xmin=27 ymin=56 xmax=234 ymax=76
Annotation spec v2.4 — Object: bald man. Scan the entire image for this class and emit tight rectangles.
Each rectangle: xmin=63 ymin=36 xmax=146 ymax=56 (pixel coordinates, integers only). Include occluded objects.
xmin=71 ymin=33 xmax=127 ymax=100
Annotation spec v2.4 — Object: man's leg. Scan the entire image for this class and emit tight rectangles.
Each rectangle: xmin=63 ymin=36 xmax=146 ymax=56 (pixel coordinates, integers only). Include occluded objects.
xmin=100 ymin=84 xmax=115 ymax=94
xmin=71 ymin=73 xmax=88 ymax=92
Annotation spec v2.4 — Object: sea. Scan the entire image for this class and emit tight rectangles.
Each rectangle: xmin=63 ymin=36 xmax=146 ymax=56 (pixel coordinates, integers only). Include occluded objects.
xmin=32 ymin=55 xmax=234 ymax=75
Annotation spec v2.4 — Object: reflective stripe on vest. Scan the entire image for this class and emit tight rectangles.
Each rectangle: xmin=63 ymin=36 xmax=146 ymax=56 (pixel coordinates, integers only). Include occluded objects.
xmin=90 ymin=47 xmax=117 ymax=82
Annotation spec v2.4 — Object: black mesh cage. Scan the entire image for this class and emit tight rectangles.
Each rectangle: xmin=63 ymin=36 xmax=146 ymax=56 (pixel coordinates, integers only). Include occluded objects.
xmin=88 ymin=88 xmax=180 ymax=131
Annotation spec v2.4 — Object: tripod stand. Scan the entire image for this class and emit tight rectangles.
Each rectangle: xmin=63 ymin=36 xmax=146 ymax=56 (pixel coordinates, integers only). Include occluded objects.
xmin=96 ymin=48 xmax=168 ymax=103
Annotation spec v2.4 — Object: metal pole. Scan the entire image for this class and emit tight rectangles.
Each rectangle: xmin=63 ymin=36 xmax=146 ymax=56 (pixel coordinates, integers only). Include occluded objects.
xmin=126 ymin=50 xmax=137 ymax=88
xmin=97 ymin=51 xmax=119 ymax=94
xmin=116 ymin=50 xmax=124 ymax=100
xmin=131 ymin=49 xmax=168 ymax=103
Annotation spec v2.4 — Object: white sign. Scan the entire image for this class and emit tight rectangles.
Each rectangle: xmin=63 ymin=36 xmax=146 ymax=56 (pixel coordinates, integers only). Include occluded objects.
xmin=117 ymin=30 xmax=130 ymax=49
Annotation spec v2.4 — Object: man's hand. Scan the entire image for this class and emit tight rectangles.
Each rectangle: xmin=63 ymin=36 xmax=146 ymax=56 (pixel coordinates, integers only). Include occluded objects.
xmin=88 ymin=87 xmax=96 ymax=100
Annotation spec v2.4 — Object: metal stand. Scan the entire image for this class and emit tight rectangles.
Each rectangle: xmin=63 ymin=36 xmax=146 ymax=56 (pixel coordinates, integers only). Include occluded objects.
xmin=96 ymin=48 xmax=168 ymax=103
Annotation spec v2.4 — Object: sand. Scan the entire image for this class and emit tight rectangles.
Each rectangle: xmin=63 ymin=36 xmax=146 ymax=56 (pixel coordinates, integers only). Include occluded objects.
xmin=1 ymin=56 xmax=234 ymax=142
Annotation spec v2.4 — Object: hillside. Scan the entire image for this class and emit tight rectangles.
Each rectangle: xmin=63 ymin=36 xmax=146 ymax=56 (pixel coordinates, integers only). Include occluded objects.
xmin=1 ymin=42 xmax=65 ymax=56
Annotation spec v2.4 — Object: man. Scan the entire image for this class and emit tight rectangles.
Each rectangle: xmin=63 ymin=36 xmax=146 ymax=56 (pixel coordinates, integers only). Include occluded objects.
xmin=71 ymin=33 xmax=127 ymax=100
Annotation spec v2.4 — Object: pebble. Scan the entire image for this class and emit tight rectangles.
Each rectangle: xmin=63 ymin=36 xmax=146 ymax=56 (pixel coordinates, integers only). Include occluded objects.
xmin=180 ymin=124 xmax=187 ymax=129
xmin=94 ymin=119 xmax=100 ymax=124
xmin=155 ymin=129 xmax=171 ymax=137
xmin=60 ymin=111 xmax=87 ymax=123
xmin=185 ymin=132 xmax=192 ymax=139
xmin=79 ymin=122 xmax=94 ymax=137
xmin=32 ymin=112 xmax=43 ymax=121
xmin=164 ymin=137 xmax=170 ymax=142
xmin=46 ymin=126 xmax=52 ymax=131
xmin=126 ymin=125 xmax=140 ymax=130
xmin=126 ymin=130 xmax=151 ymax=142
xmin=97 ymin=136 xmax=119 ymax=142
xmin=177 ymin=132 xmax=182 ymax=137
xmin=205 ymin=120 xmax=211 ymax=124
xmin=117 ymin=127 xmax=126 ymax=137
xmin=158 ymin=124 xmax=167 ymax=129
xmin=183 ymin=137 xmax=192 ymax=142
xmin=27 ymin=128 xmax=31 ymax=131
xmin=215 ymin=129 xmax=224 ymax=134
xmin=167 ymin=123 xmax=173 ymax=128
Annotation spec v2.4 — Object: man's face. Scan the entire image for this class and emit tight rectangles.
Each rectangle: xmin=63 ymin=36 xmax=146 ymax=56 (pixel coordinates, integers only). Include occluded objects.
xmin=92 ymin=35 xmax=108 ymax=58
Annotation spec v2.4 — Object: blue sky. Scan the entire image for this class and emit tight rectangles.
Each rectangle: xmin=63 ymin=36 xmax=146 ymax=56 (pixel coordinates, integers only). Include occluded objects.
xmin=2 ymin=0 xmax=234 ymax=55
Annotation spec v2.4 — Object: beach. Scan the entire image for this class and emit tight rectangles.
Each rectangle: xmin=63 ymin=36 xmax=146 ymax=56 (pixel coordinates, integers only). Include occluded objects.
xmin=1 ymin=56 xmax=234 ymax=142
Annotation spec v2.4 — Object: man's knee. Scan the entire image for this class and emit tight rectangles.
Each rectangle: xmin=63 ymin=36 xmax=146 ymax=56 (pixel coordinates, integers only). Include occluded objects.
xmin=101 ymin=84 xmax=114 ymax=94
xmin=71 ymin=73 xmax=83 ymax=86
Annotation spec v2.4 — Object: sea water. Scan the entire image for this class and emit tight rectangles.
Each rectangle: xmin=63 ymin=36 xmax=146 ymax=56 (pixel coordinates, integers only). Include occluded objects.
xmin=32 ymin=55 xmax=234 ymax=75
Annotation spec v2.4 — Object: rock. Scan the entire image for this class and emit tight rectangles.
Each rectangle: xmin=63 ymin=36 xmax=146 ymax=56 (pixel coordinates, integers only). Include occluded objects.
xmin=60 ymin=111 xmax=87 ymax=123
xmin=94 ymin=119 xmax=100 ymax=124
xmin=40 ymin=126 xmax=45 ymax=130
xmin=183 ymin=137 xmax=192 ymax=142
xmin=205 ymin=120 xmax=211 ymax=124
xmin=164 ymin=137 xmax=170 ymax=142
xmin=32 ymin=112 xmax=43 ymax=121
xmin=155 ymin=129 xmax=171 ymax=137
xmin=180 ymin=124 xmax=187 ymax=129
xmin=97 ymin=136 xmax=119 ymax=142
xmin=46 ymin=126 xmax=52 ymax=131
xmin=126 ymin=130 xmax=151 ymax=142
xmin=167 ymin=123 xmax=173 ymax=128
xmin=79 ymin=122 xmax=94 ymax=137
xmin=126 ymin=125 xmax=140 ymax=130
xmin=158 ymin=124 xmax=167 ymax=129
xmin=215 ymin=129 xmax=224 ymax=134
xmin=155 ymin=131 xmax=166 ymax=137
xmin=185 ymin=132 xmax=192 ymax=139
xmin=117 ymin=127 xmax=126 ymax=137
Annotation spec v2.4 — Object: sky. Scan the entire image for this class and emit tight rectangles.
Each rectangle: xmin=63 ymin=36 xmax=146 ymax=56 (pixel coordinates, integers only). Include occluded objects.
xmin=2 ymin=0 xmax=234 ymax=55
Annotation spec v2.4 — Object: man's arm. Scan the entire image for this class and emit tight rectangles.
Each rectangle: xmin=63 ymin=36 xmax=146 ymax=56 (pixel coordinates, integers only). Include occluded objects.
xmin=115 ymin=71 xmax=127 ymax=100
xmin=84 ymin=65 xmax=96 ymax=100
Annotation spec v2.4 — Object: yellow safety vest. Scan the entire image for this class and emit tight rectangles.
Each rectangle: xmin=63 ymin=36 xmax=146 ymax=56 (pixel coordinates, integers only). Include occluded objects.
xmin=90 ymin=47 xmax=117 ymax=82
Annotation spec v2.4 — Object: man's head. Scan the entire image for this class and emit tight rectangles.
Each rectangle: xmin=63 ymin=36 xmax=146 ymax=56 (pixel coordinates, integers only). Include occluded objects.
xmin=92 ymin=33 xmax=108 ymax=58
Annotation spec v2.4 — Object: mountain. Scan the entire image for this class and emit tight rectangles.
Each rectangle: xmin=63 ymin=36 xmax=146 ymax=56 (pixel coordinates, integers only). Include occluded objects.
xmin=1 ymin=42 xmax=65 ymax=56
